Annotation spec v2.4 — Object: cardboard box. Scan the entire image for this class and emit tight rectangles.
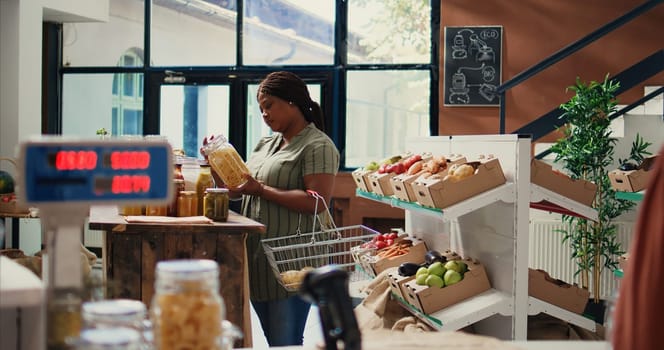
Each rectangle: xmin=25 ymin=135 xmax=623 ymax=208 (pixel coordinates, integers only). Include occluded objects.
xmin=368 ymin=172 xmax=397 ymax=196
xmin=386 ymin=267 xmax=416 ymax=300
xmin=528 ymin=268 xmax=590 ymax=314
xmin=618 ymin=253 xmax=629 ymax=271
xmin=402 ymin=258 xmax=491 ymax=315
xmin=352 ymin=169 xmax=375 ymax=192
xmin=531 ymin=159 xmax=598 ymax=207
xmin=412 ymin=158 xmax=507 ymax=209
xmin=370 ymin=239 xmax=427 ymax=275
xmin=0 ymin=193 xmax=29 ymax=214
xmin=390 ymin=154 xmax=465 ymax=202
xmin=609 ymin=156 xmax=659 ymax=192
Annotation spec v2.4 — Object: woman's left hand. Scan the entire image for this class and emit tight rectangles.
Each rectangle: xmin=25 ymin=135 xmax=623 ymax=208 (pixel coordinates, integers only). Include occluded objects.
xmin=232 ymin=174 xmax=265 ymax=197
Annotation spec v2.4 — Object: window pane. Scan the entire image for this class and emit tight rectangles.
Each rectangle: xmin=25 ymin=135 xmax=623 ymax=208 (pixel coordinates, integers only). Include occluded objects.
xmin=348 ymin=0 xmax=431 ymax=64
xmin=151 ymin=0 xmax=236 ymax=66
xmin=246 ymin=83 xmax=321 ymax=154
xmin=160 ymin=85 xmax=230 ymax=158
xmin=63 ymin=0 xmax=144 ymax=67
xmin=62 ymin=74 xmax=123 ymax=136
xmin=345 ymin=70 xmax=430 ymax=168
xmin=243 ymin=0 xmax=334 ymax=65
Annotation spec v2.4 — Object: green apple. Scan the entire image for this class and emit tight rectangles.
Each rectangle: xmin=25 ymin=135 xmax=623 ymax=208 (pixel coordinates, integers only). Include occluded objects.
xmin=444 ymin=260 xmax=461 ymax=274
xmin=425 ymin=274 xmax=445 ymax=288
xmin=427 ymin=262 xmax=446 ymax=278
xmin=415 ymin=273 xmax=429 ymax=286
xmin=443 ymin=269 xmax=462 ymax=286
xmin=416 ymin=266 xmax=429 ymax=277
xmin=456 ymin=261 xmax=468 ymax=274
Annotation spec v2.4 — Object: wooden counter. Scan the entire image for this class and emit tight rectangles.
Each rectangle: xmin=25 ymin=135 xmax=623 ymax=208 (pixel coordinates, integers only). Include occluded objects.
xmin=88 ymin=206 xmax=265 ymax=348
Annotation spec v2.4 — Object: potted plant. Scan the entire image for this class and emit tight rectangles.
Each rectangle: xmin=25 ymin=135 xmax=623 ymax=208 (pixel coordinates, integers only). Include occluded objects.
xmin=549 ymin=74 xmax=652 ymax=321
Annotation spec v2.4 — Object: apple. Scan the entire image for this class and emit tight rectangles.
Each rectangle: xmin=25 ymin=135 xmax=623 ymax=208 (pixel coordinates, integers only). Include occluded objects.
xmin=425 ymin=274 xmax=445 ymax=288
xmin=443 ymin=269 xmax=462 ymax=286
xmin=415 ymin=273 xmax=429 ymax=286
xmin=444 ymin=260 xmax=461 ymax=274
xmin=416 ymin=266 xmax=429 ymax=277
xmin=427 ymin=261 xmax=446 ymax=278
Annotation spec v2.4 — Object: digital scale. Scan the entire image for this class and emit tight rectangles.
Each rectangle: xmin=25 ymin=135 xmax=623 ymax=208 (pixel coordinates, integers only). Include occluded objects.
xmin=6 ymin=137 xmax=172 ymax=349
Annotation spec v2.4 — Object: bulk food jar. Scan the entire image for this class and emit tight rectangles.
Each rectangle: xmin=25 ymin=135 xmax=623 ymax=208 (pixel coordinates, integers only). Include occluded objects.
xmin=200 ymin=134 xmax=250 ymax=188
xmin=150 ymin=259 xmax=225 ymax=350
xmin=81 ymin=299 xmax=149 ymax=346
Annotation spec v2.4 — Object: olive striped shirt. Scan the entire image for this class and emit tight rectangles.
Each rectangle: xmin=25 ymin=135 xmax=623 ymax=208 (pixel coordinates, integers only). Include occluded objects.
xmin=242 ymin=123 xmax=340 ymax=302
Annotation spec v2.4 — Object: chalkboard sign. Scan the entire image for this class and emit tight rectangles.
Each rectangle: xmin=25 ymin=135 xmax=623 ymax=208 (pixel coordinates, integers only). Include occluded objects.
xmin=443 ymin=26 xmax=503 ymax=106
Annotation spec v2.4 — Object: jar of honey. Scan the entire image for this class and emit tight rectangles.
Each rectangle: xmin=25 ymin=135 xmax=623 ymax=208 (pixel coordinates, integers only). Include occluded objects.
xmin=203 ymin=188 xmax=229 ymax=222
xmin=150 ymin=260 xmax=225 ymax=350
xmin=176 ymin=190 xmax=197 ymax=217
xmin=168 ymin=179 xmax=185 ymax=217
xmin=200 ymin=134 xmax=250 ymax=188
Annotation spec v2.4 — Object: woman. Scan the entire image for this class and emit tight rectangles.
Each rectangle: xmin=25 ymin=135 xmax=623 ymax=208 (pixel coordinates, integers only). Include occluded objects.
xmin=204 ymin=71 xmax=340 ymax=346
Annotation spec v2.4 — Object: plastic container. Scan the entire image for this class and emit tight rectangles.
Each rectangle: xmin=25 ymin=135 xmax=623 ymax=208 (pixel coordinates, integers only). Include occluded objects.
xmin=196 ymin=163 xmax=215 ymax=216
xmin=150 ymin=259 xmax=225 ymax=350
xmin=201 ymin=135 xmax=250 ymax=188
xmin=177 ymin=190 xmax=197 ymax=217
xmin=204 ymin=188 xmax=229 ymax=222
xmin=82 ymin=299 xmax=147 ymax=331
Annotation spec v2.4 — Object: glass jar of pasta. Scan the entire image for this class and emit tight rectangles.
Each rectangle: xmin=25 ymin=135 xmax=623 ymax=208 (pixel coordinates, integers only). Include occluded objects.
xmin=200 ymin=134 xmax=250 ymax=188
xmin=150 ymin=259 xmax=225 ymax=350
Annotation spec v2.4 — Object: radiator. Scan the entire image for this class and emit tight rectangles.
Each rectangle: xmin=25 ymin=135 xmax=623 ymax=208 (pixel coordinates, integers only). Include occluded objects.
xmin=528 ymin=218 xmax=634 ymax=300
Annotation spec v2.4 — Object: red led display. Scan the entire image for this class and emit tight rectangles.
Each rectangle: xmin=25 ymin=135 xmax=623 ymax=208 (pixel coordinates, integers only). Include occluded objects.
xmin=110 ymin=151 xmax=151 ymax=170
xmin=111 ymin=175 xmax=151 ymax=194
xmin=55 ymin=150 xmax=98 ymax=170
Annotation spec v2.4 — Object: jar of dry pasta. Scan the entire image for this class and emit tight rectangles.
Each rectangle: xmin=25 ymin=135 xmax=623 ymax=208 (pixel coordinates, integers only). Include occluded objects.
xmin=150 ymin=259 xmax=225 ymax=350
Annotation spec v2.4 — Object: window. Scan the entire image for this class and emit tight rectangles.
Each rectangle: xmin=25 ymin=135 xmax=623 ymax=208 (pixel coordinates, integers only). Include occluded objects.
xmin=57 ymin=0 xmax=438 ymax=170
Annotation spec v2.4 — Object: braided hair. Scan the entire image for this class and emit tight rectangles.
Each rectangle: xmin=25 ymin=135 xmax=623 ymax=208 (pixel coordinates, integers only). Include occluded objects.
xmin=257 ymin=71 xmax=326 ymax=132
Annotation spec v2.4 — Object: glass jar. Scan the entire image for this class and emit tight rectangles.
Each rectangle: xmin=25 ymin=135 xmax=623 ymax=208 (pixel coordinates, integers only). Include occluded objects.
xmin=177 ymin=190 xmax=198 ymax=217
xmin=146 ymin=203 xmax=168 ymax=216
xmin=168 ymin=179 xmax=185 ymax=217
xmin=196 ymin=163 xmax=215 ymax=216
xmin=204 ymin=188 xmax=229 ymax=222
xmin=76 ymin=327 xmax=143 ymax=350
xmin=151 ymin=259 xmax=225 ymax=350
xmin=200 ymin=134 xmax=250 ymax=188
xmin=82 ymin=299 xmax=147 ymax=331
xmin=48 ymin=290 xmax=83 ymax=349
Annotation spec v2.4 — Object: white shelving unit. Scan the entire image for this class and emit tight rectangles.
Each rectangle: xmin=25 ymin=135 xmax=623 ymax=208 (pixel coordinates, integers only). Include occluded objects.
xmin=359 ymin=134 xmax=532 ymax=340
xmin=356 ymin=134 xmax=601 ymax=339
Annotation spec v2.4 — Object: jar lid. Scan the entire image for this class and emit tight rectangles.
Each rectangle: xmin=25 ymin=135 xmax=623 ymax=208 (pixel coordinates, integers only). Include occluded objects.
xmin=179 ymin=190 xmax=197 ymax=196
xmin=173 ymin=178 xmax=185 ymax=183
xmin=82 ymin=299 xmax=146 ymax=322
xmin=79 ymin=327 xmax=142 ymax=347
xmin=206 ymin=188 xmax=229 ymax=193
xmin=156 ymin=259 xmax=219 ymax=280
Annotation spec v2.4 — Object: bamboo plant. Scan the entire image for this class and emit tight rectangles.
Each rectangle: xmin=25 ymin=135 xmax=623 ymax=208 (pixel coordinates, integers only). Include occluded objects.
xmin=549 ymin=75 xmax=651 ymax=303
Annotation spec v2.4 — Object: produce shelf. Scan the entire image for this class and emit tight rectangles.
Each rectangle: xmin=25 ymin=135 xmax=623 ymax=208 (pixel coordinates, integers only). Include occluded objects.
xmin=615 ymin=191 xmax=645 ymax=202
xmin=530 ymin=184 xmax=598 ymax=221
xmin=393 ymin=289 xmax=512 ymax=331
xmin=528 ymin=296 xmax=596 ymax=333
xmin=356 ymin=183 xmax=515 ymax=222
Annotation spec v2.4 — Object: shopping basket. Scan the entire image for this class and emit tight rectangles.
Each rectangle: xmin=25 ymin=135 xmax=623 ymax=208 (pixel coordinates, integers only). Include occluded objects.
xmin=261 ymin=191 xmax=380 ymax=292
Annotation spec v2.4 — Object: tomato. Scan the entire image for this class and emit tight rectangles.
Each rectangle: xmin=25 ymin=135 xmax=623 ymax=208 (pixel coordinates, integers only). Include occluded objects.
xmin=385 ymin=239 xmax=394 ymax=246
xmin=374 ymin=234 xmax=385 ymax=241
xmin=374 ymin=241 xmax=387 ymax=250
xmin=386 ymin=232 xmax=398 ymax=240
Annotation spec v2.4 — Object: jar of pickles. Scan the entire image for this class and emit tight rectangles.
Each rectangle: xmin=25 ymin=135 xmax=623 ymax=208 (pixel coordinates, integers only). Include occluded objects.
xmin=150 ymin=260 xmax=225 ymax=350
xmin=203 ymin=188 xmax=229 ymax=222
xmin=196 ymin=163 xmax=215 ymax=216
xmin=200 ymin=134 xmax=250 ymax=188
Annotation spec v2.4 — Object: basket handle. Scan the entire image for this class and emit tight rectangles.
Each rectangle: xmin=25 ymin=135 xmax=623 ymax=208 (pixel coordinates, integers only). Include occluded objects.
xmin=306 ymin=190 xmax=338 ymax=237
xmin=0 ymin=157 xmax=17 ymax=168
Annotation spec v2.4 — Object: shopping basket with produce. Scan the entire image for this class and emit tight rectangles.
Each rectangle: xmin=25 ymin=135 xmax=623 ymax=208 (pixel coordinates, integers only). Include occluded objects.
xmin=261 ymin=191 xmax=380 ymax=292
